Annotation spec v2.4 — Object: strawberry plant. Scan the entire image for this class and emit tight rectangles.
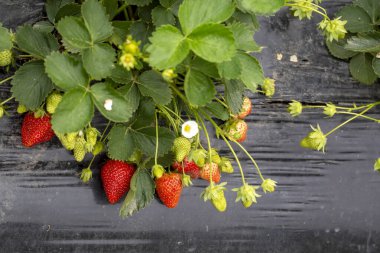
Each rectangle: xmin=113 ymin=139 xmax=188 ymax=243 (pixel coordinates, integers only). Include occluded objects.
xmin=1 ymin=0 xmax=349 ymax=218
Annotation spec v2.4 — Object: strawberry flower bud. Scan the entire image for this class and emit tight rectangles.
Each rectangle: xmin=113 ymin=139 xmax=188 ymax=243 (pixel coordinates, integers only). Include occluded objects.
xmin=290 ymin=0 xmax=314 ymax=20
xmin=80 ymin=168 xmax=93 ymax=183
xmin=261 ymin=178 xmax=277 ymax=193
xmin=232 ymin=183 xmax=261 ymax=208
xmin=181 ymin=120 xmax=199 ymax=139
xmin=319 ymin=17 xmax=347 ymax=42
xmin=323 ymin=103 xmax=336 ymax=117
xmin=374 ymin=158 xmax=380 ymax=172
xmin=288 ymin=100 xmax=303 ymax=117
xmin=262 ymin=78 xmax=276 ymax=97
xmin=300 ymin=124 xmax=327 ymax=152
xmin=162 ymin=69 xmax=177 ymax=82
xmin=17 ymin=104 xmax=28 ymax=114
xmin=121 ymin=36 xmax=141 ymax=56
xmin=119 ymin=53 xmax=136 ymax=70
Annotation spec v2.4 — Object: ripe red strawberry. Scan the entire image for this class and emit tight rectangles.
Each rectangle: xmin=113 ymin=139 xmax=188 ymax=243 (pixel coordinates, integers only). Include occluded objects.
xmin=226 ymin=119 xmax=248 ymax=143
xmin=237 ymin=97 xmax=252 ymax=119
xmin=21 ymin=113 xmax=54 ymax=147
xmin=172 ymin=157 xmax=200 ymax=179
xmin=155 ymin=173 xmax=182 ymax=208
xmin=101 ymin=160 xmax=136 ymax=204
xmin=200 ymin=162 xmax=221 ymax=183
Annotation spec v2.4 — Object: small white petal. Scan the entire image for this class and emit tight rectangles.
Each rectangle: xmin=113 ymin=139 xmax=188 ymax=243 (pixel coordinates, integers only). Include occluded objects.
xmin=104 ymin=99 xmax=113 ymax=111
xmin=181 ymin=120 xmax=199 ymax=139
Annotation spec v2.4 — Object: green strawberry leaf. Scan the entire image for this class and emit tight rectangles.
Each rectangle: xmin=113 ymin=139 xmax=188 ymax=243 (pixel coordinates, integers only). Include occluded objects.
xmin=90 ymin=82 xmax=134 ymax=122
xmin=11 ymin=61 xmax=54 ymax=110
xmin=130 ymin=99 xmax=155 ymax=130
xmin=159 ymin=0 xmax=179 ymax=9
xmin=118 ymin=83 xmax=141 ymax=115
xmin=326 ymin=38 xmax=358 ymax=60
xmin=237 ymin=0 xmax=284 ymax=16
xmin=187 ymin=23 xmax=236 ymax=63
xmin=57 ymin=16 xmax=92 ymax=50
xmin=82 ymin=43 xmax=116 ymax=80
xmin=231 ymin=10 xmax=260 ymax=31
xmin=102 ymin=0 xmax=118 ymax=20
xmin=110 ymin=64 xmax=133 ymax=84
xmin=147 ymin=25 xmax=189 ymax=70
xmin=52 ymin=89 xmax=94 ymax=133
xmin=15 ymin=25 xmax=59 ymax=59
xmin=152 ymin=6 xmax=176 ymax=27
xmin=224 ymin=79 xmax=245 ymax=114
xmin=45 ymin=0 xmax=74 ymax=23
xmin=138 ymin=71 xmax=172 ymax=106
xmin=81 ymin=0 xmax=113 ymax=43
xmin=125 ymin=0 xmax=153 ymax=6
xmin=130 ymin=21 xmax=154 ymax=47
xmin=0 ymin=24 xmax=12 ymax=50
xmin=178 ymin=0 xmax=235 ymax=34
xmin=184 ymin=69 xmax=216 ymax=107
xmin=110 ymin=21 xmax=132 ymax=46
xmin=131 ymin=127 xmax=175 ymax=157
xmin=349 ymin=53 xmax=378 ymax=85
xmin=44 ymin=51 xmax=89 ymax=90
xmin=337 ymin=5 xmax=373 ymax=33
xmin=120 ymin=168 xmax=155 ymax=218
xmin=345 ymin=33 xmax=380 ymax=52
xmin=372 ymin=57 xmax=380 ymax=77
xmin=33 ymin=21 xmax=55 ymax=33
xmin=229 ymin=22 xmax=261 ymax=52
xmin=190 ymin=57 xmax=220 ymax=78
xmin=204 ymin=102 xmax=230 ymax=121
xmin=217 ymin=54 xmax=242 ymax=80
xmin=353 ymin=0 xmax=380 ymax=24
xmin=107 ymin=125 xmax=136 ymax=161
xmin=236 ymin=52 xmax=264 ymax=92
xmin=145 ymin=152 xmax=175 ymax=168
xmin=55 ymin=3 xmax=81 ymax=23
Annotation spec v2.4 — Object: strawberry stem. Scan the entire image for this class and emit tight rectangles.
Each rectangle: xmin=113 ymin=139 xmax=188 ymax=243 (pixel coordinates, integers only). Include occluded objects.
xmin=0 ymin=96 xmax=14 ymax=106
xmin=0 ymin=76 xmax=13 ymax=85
xmin=154 ymin=110 xmax=159 ymax=166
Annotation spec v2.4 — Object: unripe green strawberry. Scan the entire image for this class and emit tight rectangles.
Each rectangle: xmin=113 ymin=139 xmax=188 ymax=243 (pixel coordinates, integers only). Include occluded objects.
xmin=0 ymin=50 xmax=12 ymax=67
xmin=173 ymin=137 xmax=191 ymax=162
xmin=46 ymin=92 xmax=63 ymax=114
xmin=57 ymin=132 xmax=77 ymax=150
xmin=85 ymin=127 xmax=98 ymax=151
xmin=0 ymin=107 xmax=4 ymax=118
xmin=92 ymin=141 xmax=104 ymax=155
xmin=152 ymin=164 xmax=165 ymax=179
xmin=80 ymin=168 xmax=92 ymax=183
xmin=242 ymin=199 xmax=253 ymax=208
xmin=211 ymin=149 xmax=221 ymax=164
xmin=73 ymin=136 xmax=86 ymax=162
xmin=17 ymin=104 xmax=28 ymax=114
xmin=219 ymin=157 xmax=234 ymax=173
xmin=189 ymin=149 xmax=206 ymax=167
xmin=211 ymin=190 xmax=227 ymax=212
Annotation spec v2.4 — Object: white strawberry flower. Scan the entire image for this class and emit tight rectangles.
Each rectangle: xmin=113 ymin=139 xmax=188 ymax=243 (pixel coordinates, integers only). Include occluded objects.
xmin=104 ymin=99 xmax=113 ymax=111
xmin=181 ymin=120 xmax=199 ymax=139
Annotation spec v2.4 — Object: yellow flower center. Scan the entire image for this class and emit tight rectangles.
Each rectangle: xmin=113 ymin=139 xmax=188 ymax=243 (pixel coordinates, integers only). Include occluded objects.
xmin=184 ymin=125 xmax=191 ymax=133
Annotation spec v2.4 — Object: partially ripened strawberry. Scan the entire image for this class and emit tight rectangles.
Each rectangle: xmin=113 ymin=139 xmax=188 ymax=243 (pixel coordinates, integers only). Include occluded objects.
xmin=225 ymin=119 xmax=248 ymax=143
xmin=155 ymin=173 xmax=182 ymax=208
xmin=237 ymin=97 xmax=252 ymax=119
xmin=21 ymin=113 xmax=54 ymax=147
xmin=101 ymin=160 xmax=136 ymax=204
xmin=200 ymin=162 xmax=221 ymax=183
xmin=172 ymin=157 xmax=200 ymax=179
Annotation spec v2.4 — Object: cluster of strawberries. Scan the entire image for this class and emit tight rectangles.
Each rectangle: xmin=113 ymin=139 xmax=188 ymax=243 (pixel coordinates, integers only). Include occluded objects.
xmin=18 ymin=92 xmax=253 ymax=210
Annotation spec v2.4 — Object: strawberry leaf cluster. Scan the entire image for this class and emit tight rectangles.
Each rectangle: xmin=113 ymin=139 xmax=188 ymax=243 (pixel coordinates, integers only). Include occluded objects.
xmin=0 ymin=0 xmax=283 ymax=218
